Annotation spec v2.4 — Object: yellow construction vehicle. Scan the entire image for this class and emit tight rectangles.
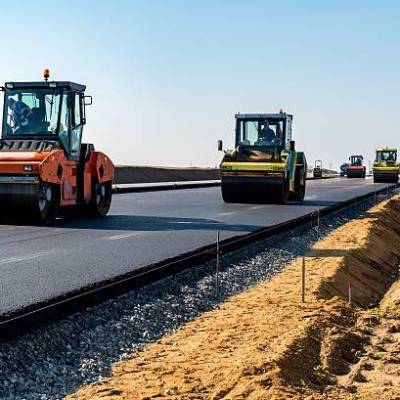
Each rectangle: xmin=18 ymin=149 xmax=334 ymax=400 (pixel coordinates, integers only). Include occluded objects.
xmin=218 ymin=112 xmax=307 ymax=203
xmin=372 ymin=148 xmax=399 ymax=183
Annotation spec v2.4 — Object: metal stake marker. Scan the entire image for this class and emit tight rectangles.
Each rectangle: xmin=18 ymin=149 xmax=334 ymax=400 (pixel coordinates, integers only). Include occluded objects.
xmin=316 ymin=208 xmax=320 ymax=240
xmin=215 ymin=230 xmax=220 ymax=296
xmin=348 ymin=279 xmax=352 ymax=305
xmin=301 ymin=257 xmax=305 ymax=303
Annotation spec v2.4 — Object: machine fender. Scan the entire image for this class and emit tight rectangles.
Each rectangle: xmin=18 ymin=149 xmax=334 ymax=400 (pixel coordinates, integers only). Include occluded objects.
xmin=87 ymin=151 xmax=115 ymax=183
xmin=39 ymin=150 xmax=66 ymax=185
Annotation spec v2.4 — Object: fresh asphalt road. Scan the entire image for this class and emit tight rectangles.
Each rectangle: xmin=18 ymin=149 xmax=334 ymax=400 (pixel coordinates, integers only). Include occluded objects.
xmin=0 ymin=177 xmax=389 ymax=314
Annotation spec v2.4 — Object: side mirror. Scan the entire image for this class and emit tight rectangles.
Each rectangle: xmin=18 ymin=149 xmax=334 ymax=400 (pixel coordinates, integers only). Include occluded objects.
xmin=84 ymin=95 xmax=93 ymax=106
xmin=289 ymin=140 xmax=295 ymax=151
xmin=218 ymin=140 xmax=223 ymax=151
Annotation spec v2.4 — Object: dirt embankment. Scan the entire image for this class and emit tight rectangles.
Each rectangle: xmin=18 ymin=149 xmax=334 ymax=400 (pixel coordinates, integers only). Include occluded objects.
xmin=66 ymin=197 xmax=400 ymax=400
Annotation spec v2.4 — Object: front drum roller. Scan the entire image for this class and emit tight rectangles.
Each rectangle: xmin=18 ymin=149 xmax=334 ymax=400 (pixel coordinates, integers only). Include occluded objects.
xmin=221 ymin=177 xmax=289 ymax=204
xmin=0 ymin=181 xmax=60 ymax=223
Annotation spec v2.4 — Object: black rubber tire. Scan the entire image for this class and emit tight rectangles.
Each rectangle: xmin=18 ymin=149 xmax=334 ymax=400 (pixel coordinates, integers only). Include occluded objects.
xmin=89 ymin=181 xmax=112 ymax=216
xmin=292 ymin=181 xmax=306 ymax=201
xmin=277 ymin=179 xmax=289 ymax=204
xmin=35 ymin=182 xmax=59 ymax=224
xmin=290 ymin=168 xmax=306 ymax=202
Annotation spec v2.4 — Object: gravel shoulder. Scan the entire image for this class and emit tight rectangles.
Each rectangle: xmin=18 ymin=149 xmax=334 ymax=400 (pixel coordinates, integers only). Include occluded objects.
xmin=66 ymin=196 xmax=400 ymax=400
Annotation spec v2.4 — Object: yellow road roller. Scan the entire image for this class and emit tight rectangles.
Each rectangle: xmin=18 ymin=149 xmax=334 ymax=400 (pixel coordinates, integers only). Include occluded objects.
xmin=218 ymin=112 xmax=307 ymax=203
xmin=372 ymin=148 xmax=399 ymax=183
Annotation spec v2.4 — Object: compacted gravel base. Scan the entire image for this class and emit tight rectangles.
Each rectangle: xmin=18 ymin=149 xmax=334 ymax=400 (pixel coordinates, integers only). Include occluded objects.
xmin=0 ymin=192 xmax=393 ymax=400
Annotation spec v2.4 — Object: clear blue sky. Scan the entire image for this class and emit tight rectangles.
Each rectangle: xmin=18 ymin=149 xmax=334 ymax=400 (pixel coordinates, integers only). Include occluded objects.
xmin=1 ymin=0 xmax=399 ymax=169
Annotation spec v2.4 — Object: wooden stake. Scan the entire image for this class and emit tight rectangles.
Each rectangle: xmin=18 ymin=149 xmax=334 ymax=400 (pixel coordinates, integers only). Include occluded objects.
xmin=301 ymin=257 xmax=305 ymax=303
xmin=215 ymin=230 xmax=220 ymax=296
xmin=348 ymin=279 xmax=352 ymax=305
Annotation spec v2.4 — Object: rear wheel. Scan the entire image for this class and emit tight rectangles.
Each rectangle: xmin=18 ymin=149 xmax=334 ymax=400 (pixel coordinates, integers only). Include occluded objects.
xmin=36 ymin=182 xmax=59 ymax=224
xmin=89 ymin=181 xmax=112 ymax=216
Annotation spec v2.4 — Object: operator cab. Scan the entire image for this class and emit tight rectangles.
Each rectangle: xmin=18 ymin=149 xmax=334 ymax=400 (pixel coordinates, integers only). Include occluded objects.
xmin=235 ymin=113 xmax=292 ymax=148
xmin=315 ymin=160 xmax=322 ymax=169
xmin=350 ymin=155 xmax=363 ymax=166
xmin=376 ymin=149 xmax=397 ymax=164
xmin=1 ymin=74 xmax=91 ymax=161
xmin=234 ymin=113 xmax=293 ymax=162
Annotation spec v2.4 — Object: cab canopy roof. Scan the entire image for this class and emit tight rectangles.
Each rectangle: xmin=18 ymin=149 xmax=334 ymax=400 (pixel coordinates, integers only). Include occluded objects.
xmin=235 ymin=113 xmax=292 ymax=120
xmin=4 ymin=81 xmax=86 ymax=92
xmin=376 ymin=148 xmax=397 ymax=152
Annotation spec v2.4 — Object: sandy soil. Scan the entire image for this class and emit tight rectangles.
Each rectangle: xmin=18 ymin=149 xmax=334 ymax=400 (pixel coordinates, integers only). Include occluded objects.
xmin=66 ymin=197 xmax=400 ymax=400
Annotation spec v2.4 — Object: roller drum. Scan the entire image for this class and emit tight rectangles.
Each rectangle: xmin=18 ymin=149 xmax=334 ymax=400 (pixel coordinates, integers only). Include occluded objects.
xmin=221 ymin=175 xmax=288 ymax=204
xmin=0 ymin=183 xmax=39 ymax=210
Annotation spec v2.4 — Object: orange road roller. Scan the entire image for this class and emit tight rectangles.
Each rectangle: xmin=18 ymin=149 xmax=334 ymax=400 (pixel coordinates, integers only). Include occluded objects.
xmin=0 ymin=70 xmax=114 ymax=223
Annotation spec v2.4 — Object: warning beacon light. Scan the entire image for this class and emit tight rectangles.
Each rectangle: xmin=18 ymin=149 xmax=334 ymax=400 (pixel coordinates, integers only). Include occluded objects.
xmin=43 ymin=68 xmax=50 ymax=82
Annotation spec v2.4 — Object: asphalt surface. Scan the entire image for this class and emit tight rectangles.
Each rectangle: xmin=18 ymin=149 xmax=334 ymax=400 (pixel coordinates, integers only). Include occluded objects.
xmin=0 ymin=177 xmax=389 ymax=315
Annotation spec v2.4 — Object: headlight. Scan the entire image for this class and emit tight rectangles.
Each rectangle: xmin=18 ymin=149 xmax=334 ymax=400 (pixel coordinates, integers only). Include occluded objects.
xmin=23 ymin=165 xmax=33 ymax=172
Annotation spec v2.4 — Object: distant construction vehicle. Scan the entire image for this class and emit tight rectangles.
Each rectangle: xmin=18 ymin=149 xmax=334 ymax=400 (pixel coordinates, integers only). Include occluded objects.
xmin=313 ymin=160 xmax=323 ymax=178
xmin=346 ymin=155 xmax=366 ymax=178
xmin=218 ymin=112 xmax=307 ymax=203
xmin=0 ymin=70 xmax=114 ymax=223
xmin=340 ymin=163 xmax=349 ymax=177
xmin=372 ymin=148 xmax=399 ymax=183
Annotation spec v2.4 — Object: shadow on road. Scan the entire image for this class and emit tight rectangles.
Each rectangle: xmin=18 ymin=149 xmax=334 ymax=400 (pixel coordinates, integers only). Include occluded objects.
xmin=289 ymin=199 xmax=337 ymax=207
xmin=48 ymin=214 xmax=261 ymax=233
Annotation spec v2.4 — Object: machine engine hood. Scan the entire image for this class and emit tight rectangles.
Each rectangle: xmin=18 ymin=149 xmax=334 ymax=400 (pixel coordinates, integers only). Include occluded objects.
xmin=0 ymin=151 xmax=51 ymax=162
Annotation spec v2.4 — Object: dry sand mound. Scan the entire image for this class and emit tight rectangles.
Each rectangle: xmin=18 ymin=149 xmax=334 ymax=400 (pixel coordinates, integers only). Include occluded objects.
xmin=66 ymin=197 xmax=400 ymax=400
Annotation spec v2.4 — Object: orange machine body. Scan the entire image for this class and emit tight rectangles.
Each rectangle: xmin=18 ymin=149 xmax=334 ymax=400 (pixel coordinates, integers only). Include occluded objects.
xmin=0 ymin=148 xmax=114 ymax=206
